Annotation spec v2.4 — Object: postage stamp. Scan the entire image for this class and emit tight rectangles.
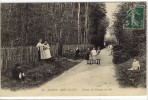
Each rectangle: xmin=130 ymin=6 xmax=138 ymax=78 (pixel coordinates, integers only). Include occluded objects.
xmin=0 ymin=1 xmax=147 ymax=97
xmin=123 ymin=5 xmax=145 ymax=29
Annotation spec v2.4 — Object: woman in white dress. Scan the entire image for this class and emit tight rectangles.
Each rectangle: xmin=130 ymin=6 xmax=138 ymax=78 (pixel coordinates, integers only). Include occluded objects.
xmin=36 ymin=39 xmax=44 ymax=61
xmin=43 ymin=41 xmax=52 ymax=61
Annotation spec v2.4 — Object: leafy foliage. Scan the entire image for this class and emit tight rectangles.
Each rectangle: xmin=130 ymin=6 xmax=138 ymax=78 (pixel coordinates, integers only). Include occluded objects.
xmin=1 ymin=3 xmax=108 ymax=48
xmin=113 ymin=2 xmax=146 ymax=63
xmin=1 ymin=57 xmax=80 ymax=91
xmin=113 ymin=2 xmax=146 ymax=87
xmin=115 ymin=55 xmax=146 ymax=88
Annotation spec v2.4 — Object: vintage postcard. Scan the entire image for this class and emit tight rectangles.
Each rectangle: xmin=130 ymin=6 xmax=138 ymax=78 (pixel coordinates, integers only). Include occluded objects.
xmin=0 ymin=1 xmax=147 ymax=97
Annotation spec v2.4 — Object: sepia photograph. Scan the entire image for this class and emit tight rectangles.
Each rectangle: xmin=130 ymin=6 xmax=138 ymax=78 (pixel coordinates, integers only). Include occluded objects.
xmin=0 ymin=1 xmax=147 ymax=97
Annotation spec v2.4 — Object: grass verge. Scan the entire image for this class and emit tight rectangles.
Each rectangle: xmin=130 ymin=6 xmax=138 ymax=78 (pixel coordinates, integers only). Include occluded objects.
xmin=1 ymin=57 xmax=82 ymax=91
xmin=114 ymin=55 xmax=146 ymax=88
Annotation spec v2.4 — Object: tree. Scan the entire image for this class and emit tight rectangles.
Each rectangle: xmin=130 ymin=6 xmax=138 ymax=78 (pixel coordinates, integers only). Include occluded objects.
xmin=77 ymin=3 xmax=81 ymax=44
xmin=1 ymin=3 xmax=108 ymax=49
xmin=84 ymin=3 xmax=89 ymax=44
xmin=113 ymin=2 xmax=146 ymax=63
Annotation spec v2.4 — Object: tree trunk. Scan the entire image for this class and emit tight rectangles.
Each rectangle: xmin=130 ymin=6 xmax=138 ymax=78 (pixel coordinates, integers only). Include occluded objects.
xmin=85 ymin=3 xmax=89 ymax=44
xmin=41 ymin=4 xmax=46 ymax=40
xmin=20 ymin=4 xmax=25 ymax=47
xmin=58 ymin=29 xmax=63 ymax=56
xmin=77 ymin=3 xmax=81 ymax=44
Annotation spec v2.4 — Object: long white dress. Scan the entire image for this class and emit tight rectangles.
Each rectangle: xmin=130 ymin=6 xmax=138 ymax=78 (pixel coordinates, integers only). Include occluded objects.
xmin=43 ymin=44 xmax=52 ymax=59
xmin=132 ymin=61 xmax=140 ymax=70
xmin=128 ymin=60 xmax=140 ymax=70
xmin=36 ymin=43 xmax=44 ymax=59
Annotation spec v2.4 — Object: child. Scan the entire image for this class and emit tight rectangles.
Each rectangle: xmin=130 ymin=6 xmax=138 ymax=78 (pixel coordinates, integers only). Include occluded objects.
xmin=96 ymin=47 xmax=101 ymax=64
xmin=86 ymin=48 xmax=89 ymax=61
xmin=75 ymin=46 xmax=80 ymax=59
xmin=108 ymin=44 xmax=113 ymax=55
xmin=85 ymin=48 xmax=91 ymax=64
xmin=128 ymin=58 xmax=140 ymax=70
xmin=91 ymin=48 xmax=97 ymax=64
xmin=88 ymin=54 xmax=93 ymax=64
xmin=12 ymin=63 xmax=26 ymax=83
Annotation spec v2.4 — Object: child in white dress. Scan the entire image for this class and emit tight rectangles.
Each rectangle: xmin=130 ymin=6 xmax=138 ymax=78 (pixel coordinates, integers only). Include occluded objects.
xmin=128 ymin=58 xmax=140 ymax=70
xmin=91 ymin=48 xmax=97 ymax=64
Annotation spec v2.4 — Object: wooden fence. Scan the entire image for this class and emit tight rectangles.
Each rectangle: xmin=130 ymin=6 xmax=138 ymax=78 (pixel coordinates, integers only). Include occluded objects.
xmin=1 ymin=44 xmax=92 ymax=72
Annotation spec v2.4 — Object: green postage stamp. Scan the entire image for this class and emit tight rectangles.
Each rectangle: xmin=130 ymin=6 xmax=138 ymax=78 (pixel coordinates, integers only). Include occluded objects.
xmin=123 ymin=5 xmax=145 ymax=29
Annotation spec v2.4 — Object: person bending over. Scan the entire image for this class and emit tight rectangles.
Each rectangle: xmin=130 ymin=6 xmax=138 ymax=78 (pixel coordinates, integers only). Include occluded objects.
xmin=12 ymin=63 xmax=26 ymax=83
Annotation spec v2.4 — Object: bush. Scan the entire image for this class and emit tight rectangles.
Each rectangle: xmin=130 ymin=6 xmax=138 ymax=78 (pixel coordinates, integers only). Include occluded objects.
xmin=115 ymin=56 xmax=146 ymax=88
xmin=63 ymin=49 xmax=88 ymax=59
xmin=113 ymin=2 xmax=146 ymax=64
xmin=1 ymin=57 xmax=79 ymax=91
xmin=113 ymin=45 xmax=122 ymax=51
xmin=113 ymin=50 xmax=130 ymax=64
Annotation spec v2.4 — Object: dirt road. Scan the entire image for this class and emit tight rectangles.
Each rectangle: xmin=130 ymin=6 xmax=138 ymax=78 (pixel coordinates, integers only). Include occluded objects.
xmin=1 ymin=48 xmax=146 ymax=96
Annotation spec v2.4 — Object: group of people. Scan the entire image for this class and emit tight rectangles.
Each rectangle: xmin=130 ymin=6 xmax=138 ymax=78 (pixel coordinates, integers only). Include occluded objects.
xmin=11 ymin=39 xmax=52 ymax=83
xmin=86 ymin=47 xmax=101 ymax=64
xmin=108 ymin=44 xmax=113 ymax=55
xmin=11 ymin=41 xmax=141 ymax=83
xmin=36 ymin=39 xmax=52 ymax=62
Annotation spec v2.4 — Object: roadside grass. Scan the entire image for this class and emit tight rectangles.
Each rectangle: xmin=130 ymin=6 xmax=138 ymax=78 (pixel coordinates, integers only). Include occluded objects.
xmin=1 ymin=57 xmax=82 ymax=91
xmin=114 ymin=55 xmax=146 ymax=88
